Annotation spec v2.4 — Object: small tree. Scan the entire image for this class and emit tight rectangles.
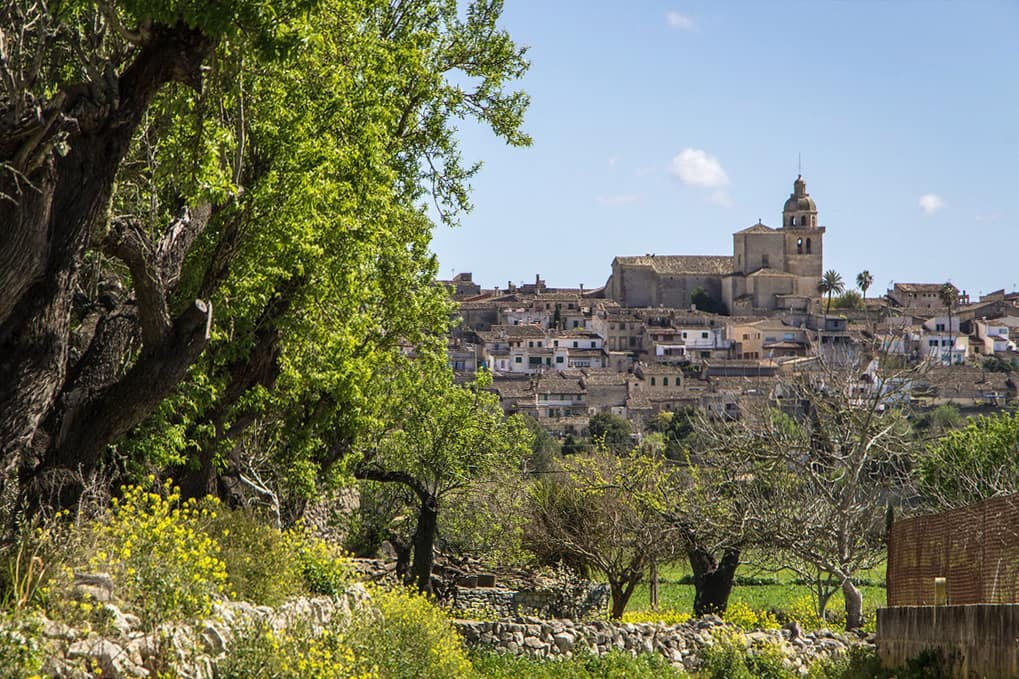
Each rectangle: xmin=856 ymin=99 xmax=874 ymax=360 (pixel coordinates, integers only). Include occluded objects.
xmin=587 ymin=413 xmax=634 ymax=455
xmin=919 ymin=410 xmax=1019 ymax=510
xmin=355 ymin=366 xmax=531 ymax=593
xmin=526 ymin=450 xmax=684 ymax=618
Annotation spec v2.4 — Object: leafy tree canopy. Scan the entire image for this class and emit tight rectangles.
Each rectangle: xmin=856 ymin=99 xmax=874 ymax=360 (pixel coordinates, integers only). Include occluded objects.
xmin=0 ymin=0 xmax=530 ymax=511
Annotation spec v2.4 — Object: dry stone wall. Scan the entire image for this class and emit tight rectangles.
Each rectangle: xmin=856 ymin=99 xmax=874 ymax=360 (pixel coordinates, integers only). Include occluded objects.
xmin=455 ymin=614 xmax=873 ymax=675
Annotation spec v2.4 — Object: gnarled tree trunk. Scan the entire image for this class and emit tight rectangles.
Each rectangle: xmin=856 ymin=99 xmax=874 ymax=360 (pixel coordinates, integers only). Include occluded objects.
xmin=0 ymin=23 xmax=215 ymax=513
xmin=689 ymin=546 xmax=740 ymax=617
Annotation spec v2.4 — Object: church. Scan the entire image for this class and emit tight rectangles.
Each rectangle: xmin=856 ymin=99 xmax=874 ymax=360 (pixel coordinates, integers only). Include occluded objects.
xmin=605 ymin=175 xmax=825 ymax=314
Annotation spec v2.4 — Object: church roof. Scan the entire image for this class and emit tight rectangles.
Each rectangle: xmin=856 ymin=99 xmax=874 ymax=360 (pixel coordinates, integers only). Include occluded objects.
xmin=614 ymin=255 xmax=734 ymax=275
xmin=736 ymin=222 xmax=777 ymax=234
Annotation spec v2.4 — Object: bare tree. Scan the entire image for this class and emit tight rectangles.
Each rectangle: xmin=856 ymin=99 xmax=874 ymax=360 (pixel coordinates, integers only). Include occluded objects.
xmin=697 ymin=358 xmax=917 ymax=629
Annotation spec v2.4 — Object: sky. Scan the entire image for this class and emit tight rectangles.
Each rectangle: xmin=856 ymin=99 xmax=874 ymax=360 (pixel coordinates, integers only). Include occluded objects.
xmin=429 ymin=1 xmax=1019 ymax=299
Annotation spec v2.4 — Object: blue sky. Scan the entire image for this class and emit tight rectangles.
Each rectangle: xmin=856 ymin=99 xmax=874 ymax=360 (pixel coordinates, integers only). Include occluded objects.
xmin=431 ymin=1 xmax=1019 ymax=298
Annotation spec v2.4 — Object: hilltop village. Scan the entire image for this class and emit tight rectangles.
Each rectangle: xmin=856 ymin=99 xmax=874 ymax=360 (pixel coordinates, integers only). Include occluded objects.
xmin=444 ymin=176 xmax=1019 ymax=438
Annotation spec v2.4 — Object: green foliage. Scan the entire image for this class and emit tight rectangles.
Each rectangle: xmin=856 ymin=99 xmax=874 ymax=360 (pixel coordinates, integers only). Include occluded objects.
xmin=215 ymin=617 xmax=375 ymax=679
xmin=472 ymin=649 xmax=690 ymax=678
xmin=526 ymin=451 xmax=685 ymax=618
xmin=586 ymin=413 xmax=633 ymax=454
xmin=437 ymin=469 xmax=532 ymax=568
xmin=691 ymin=287 xmax=725 ymax=314
xmin=207 ymin=508 xmax=304 ymax=606
xmin=106 ymin=0 xmax=532 ymax=507
xmin=0 ymin=615 xmax=44 ymax=679
xmin=521 ymin=414 xmax=562 ymax=473
xmin=348 ymin=585 xmax=474 ymax=679
xmin=699 ymin=633 xmax=795 ymax=679
xmin=911 ymin=404 xmax=963 ymax=438
xmin=818 ymin=270 xmax=846 ymax=313
xmin=919 ymin=410 xmax=1019 ymax=508
xmin=74 ymin=480 xmax=227 ymax=626
xmin=647 ymin=409 xmax=696 ymax=460
xmin=831 ymin=290 xmax=863 ymax=310
xmin=218 ymin=584 xmax=471 ymax=679
xmin=288 ymin=529 xmax=353 ymax=597
xmin=722 ymin=600 xmax=780 ymax=630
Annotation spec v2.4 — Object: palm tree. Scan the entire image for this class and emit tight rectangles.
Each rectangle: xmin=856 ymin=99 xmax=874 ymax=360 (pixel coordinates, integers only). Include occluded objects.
xmin=939 ymin=282 xmax=959 ymax=366
xmin=856 ymin=271 xmax=873 ymax=299
xmin=856 ymin=270 xmax=874 ymax=330
xmin=818 ymin=270 xmax=845 ymax=314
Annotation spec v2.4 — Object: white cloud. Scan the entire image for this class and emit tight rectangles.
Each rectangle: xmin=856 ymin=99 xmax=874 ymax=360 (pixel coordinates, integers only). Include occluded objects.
xmin=597 ymin=193 xmax=642 ymax=207
xmin=607 ymin=155 xmax=620 ymax=168
xmin=671 ymin=149 xmax=729 ymax=188
xmin=670 ymin=149 xmax=731 ymax=207
xmin=919 ymin=193 xmax=946 ymax=215
xmin=666 ymin=11 xmax=696 ymax=31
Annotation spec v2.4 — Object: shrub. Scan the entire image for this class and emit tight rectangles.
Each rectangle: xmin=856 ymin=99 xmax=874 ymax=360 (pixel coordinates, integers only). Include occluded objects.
xmin=700 ymin=632 xmax=795 ymax=679
xmin=286 ymin=528 xmax=352 ymax=596
xmin=621 ymin=608 xmax=691 ymax=625
xmin=471 ymin=649 xmax=690 ymax=678
xmin=216 ymin=618 xmax=375 ymax=679
xmin=345 ymin=585 xmax=473 ymax=679
xmin=75 ymin=479 xmax=227 ymax=626
xmin=722 ymin=600 xmax=780 ymax=630
xmin=207 ymin=508 xmax=303 ymax=606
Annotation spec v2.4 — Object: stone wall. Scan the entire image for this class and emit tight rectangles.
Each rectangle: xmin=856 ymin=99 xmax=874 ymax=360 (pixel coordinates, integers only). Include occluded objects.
xmin=456 ymin=614 xmax=869 ymax=674
xmin=452 ymin=583 xmax=609 ymax=619
xmin=877 ymin=605 xmax=1019 ymax=677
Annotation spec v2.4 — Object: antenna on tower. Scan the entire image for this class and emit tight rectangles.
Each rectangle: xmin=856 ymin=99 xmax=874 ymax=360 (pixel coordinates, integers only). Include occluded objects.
xmin=797 ymin=152 xmax=802 ymax=176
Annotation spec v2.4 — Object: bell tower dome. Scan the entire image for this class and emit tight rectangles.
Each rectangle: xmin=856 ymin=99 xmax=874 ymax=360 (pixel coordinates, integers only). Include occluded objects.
xmin=783 ymin=175 xmax=818 ymax=228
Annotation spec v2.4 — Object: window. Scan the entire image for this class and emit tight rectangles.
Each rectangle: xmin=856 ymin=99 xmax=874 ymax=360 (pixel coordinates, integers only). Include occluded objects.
xmin=553 ymin=340 xmax=559 ymax=347
xmin=537 ymin=341 xmax=543 ymax=347
xmin=682 ymin=332 xmax=687 ymax=339
xmin=936 ymin=323 xmax=945 ymax=332
xmin=742 ymin=333 xmax=749 ymax=340
xmin=556 ymin=356 xmax=564 ymax=364
xmin=662 ymin=377 xmax=669 ymax=386
xmin=762 ymin=254 xmax=770 ymax=268
xmin=650 ymin=377 xmax=656 ymax=386
xmin=515 ymin=356 xmax=522 ymax=363
xmin=791 ymin=216 xmax=797 ymax=226
xmin=929 ymin=340 xmax=938 ymax=348
xmin=573 ymin=341 xmax=579 ymax=348
xmin=806 ymin=238 xmax=812 ymax=254
xmin=590 ymin=341 xmax=596 ymax=348
xmin=528 ymin=341 xmax=534 ymax=348
xmin=797 ymin=238 xmax=803 ymax=254
xmin=573 ymin=321 xmax=580 ymax=328
xmin=701 ymin=332 xmax=709 ymax=339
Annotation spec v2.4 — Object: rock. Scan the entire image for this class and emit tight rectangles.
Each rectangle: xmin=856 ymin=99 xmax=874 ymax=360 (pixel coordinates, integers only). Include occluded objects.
xmin=553 ymin=632 xmax=575 ymax=652
xmin=68 ymin=638 xmax=148 ymax=679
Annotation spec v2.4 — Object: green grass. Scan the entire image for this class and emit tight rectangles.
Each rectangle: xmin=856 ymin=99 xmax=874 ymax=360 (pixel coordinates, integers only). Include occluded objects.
xmin=623 ymin=559 xmax=886 ymax=630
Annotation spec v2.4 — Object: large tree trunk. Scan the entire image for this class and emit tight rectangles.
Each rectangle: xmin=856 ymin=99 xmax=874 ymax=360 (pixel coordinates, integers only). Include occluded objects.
xmin=411 ymin=494 xmax=439 ymax=595
xmin=689 ymin=547 xmax=740 ymax=617
xmin=0 ymin=24 xmax=215 ymax=512
xmin=842 ymin=577 xmax=864 ymax=631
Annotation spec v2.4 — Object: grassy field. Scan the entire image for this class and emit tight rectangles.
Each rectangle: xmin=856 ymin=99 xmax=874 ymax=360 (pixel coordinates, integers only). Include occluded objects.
xmin=623 ymin=560 xmax=886 ymax=630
